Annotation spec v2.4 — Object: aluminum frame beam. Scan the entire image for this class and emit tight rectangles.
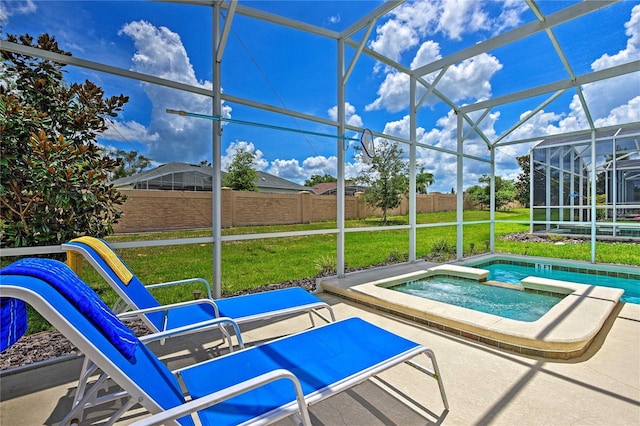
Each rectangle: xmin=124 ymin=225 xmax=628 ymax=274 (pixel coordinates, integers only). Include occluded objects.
xmin=461 ymin=60 xmax=640 ymax=114
xmin=412 ymin=0 xmax=618 ymax=78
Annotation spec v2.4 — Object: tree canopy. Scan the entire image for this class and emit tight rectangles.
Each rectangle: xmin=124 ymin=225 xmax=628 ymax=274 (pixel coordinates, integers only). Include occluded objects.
xmin=222 ymin=147 xmax=259 ymax=191
xmin=466 ymin=174 xmax=516 ymax=211
xmin=355 ymin=140 xmax=409 ymax=223
xmin=1 ymin=33 xmax=129 ymax=248
xmin=416 ymin=167 xmax=435 ymax=194
xmin=304 ymin=174 xmax=337 ymax=187
xmin=111 ymin=150 xmax=152 ymax=179
xmin=515 ymin=155 xmax=530 ymax=207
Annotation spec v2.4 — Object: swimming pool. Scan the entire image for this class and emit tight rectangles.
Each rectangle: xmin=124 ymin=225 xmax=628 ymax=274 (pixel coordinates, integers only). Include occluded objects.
xmin=320 ymin=262 xmax=624 ymax=359
xmin=467 ymin=259 xmax=640 ymax=304
xmin=391 ymin=276 xmax=562 ymax=322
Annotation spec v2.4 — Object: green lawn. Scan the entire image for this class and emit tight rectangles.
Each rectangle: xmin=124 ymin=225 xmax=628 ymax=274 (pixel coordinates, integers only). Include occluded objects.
xmin=15 ymin=208 xmax=640 ymax=333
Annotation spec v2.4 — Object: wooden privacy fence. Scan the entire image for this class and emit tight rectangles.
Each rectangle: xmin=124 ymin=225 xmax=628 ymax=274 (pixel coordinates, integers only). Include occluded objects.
xmin=112 ymin=189 xmax=469 ymax=233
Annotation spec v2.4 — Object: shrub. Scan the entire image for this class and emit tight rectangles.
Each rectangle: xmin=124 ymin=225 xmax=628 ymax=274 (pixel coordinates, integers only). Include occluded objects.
xmin=314 ymin=255 xmax=336 ymax=275
xmin=387 ymin=250 xmax=408 ymax=263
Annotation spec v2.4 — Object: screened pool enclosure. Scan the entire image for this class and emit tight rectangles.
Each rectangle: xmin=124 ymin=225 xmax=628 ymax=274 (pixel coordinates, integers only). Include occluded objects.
xmin=2 ymin=0 xmax=639 ymax=298
xmin=531 ymin=126 xmax=640 ymax=238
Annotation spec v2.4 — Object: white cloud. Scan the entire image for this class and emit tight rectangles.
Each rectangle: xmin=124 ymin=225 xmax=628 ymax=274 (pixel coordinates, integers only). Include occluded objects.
xmin=264 ymin=155 xmax=341 ymax=184
xmin=365 ymin=72 xmax=410 ymax=113
xmin=410 ymin=40 xmax=442 ymax=69
xmin=267 ymin=159 xmax=306 ymax=181
xmin=366 ymin=51 xmax=502 ymax=112
xmin=501 ymin=5 xmax=640 ymax=139
xmin=575 ymin=5 xmax=640 ymax=124
xmin=594 ymin=96 xmax=640 ymax=128
xmin=440 ymin=53 xmax=503 ymax=102
xmin=264 ymin=153 xmax=374 ymax=185
xmin=592 ymin=5 xmax=640 ymax=71
xmin=369 ymin=17 xmax=422 ymax=64
xmin=376 ymin=111 xmax=522 ymax=192
xmin=221 ymin=141 xmax=268 ymax=171
xmin=118 ymin=20 xmax=232 ymax=164
xmin=302 ymin=156 xmax=338 ymax=177
xmin=102 ymin=120 xmax=160 ymax=143
xmin=437 ymin=0 xmax=489 ymax=41
xmin=369 ymin=0 xmax=526 ymax=63
xmin=328 ymin=14 xmax=340 ymax=24
xmin=492 ymin=0 xmax=528 ymax=36
xmin=0 ymin=0 xmax=36 ymax=21
xmin=327 ymin=102 xmax=363 ymax=127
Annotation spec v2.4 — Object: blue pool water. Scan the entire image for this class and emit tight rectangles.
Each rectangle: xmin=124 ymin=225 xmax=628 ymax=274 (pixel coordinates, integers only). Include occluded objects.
xmin=475 ymin=262 xmax=640 ymax=304
xmin=391 ymin=276 xmax=562 ymax=322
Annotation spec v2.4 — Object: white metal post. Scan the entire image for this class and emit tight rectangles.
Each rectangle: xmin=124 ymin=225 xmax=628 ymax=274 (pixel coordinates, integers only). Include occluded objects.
xmin=570 ymin=149 xmax=575 ymax=221
xmin=590 ymin=130 xmax=597 ymax=263
xmin=559 ymin=147 xmax=564 ymax=225
xmin=212 ymin=3 xmax=223 ymax=298
xmin=409 ymin=76 xmax=417 ymax=262
xmin=489 ymin=147 xmax=495 ymax=251
xmin=456 ymin=112 xmax=464 ymax=260
xmin=529 ymin=148 xmax=534 ymax=234
xmin=612 ymin=129 xmax=621 ymax=236
xmin=336 ymin=38 xmax=346 ymax=278
xmin=545 ymin=148 xmax=551 ymax=230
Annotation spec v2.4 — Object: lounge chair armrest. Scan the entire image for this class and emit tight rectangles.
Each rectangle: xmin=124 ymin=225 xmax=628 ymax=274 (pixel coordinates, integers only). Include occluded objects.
xmin=117 ymin=299 xmax=220 ymax=319
xmin=138 ymin=316 xmax=244 ymax=348
xmin=128 ymin=369 xmax=311 ymax=426
xmin=145 ymin=278 xmax=212 ymax=299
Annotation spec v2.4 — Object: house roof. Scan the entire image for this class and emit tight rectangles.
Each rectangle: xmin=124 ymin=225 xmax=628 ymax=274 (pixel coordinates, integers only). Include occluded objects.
xmin=311 ymin=182 xmax=337 ymax=194
xmin=111 ymin=162 xmax=310 ymax=192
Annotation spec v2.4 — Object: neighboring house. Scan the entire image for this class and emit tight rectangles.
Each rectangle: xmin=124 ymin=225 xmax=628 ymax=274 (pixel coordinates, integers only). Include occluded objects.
xmin=111 ymin=162 xmax=310 ymax=194
xmin=311 ymin=182 xmax=367 ymax=196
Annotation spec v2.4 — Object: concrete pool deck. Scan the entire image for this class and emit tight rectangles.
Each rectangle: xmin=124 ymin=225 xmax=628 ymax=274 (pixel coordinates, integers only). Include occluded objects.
xmin=319 ymin=261 xmax=626 ymax=359
xmin=0 ymin=289 xmax=638 ymax=425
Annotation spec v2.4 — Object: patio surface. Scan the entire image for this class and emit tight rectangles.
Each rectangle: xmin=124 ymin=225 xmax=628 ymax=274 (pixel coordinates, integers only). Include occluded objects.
xmin=1 ymin=289 xmax=639 ymax=425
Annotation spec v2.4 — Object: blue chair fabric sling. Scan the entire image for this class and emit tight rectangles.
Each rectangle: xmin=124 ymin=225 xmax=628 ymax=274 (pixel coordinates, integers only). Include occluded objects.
xmin=62 ymin=237 xmax=335 ymax=338
xmin=0 ymin=258 xmax=448 ymax=426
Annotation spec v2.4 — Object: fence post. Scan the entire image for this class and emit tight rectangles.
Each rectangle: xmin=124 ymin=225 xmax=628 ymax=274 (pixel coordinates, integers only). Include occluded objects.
xmin=354 ymin=192 xmax=363 ymax=219
xmin=221 ymin=187 xmax=233 ymax=227
xmin=299 ymin=191 xmax=311 ymax=223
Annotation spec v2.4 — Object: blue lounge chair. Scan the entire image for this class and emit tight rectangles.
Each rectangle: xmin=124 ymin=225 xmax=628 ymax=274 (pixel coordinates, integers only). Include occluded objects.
xmin=0 ymin=258 xmax=448 ymax=425
xmin=62 ymin=237 xmax=335 ymax=339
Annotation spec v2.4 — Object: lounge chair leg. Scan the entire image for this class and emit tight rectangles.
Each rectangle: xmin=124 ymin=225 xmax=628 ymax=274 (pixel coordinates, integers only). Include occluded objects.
xmin=425 ymin=349 xmax=449 ymax=410
xmin=307 ymin=306 xmax=335 ymax=326
xmin=219 ymin=323 xmax=234 ymax=353
xmin=103 ymin=397 xmax=138 ymax=426
xmin=307 ymin=311 xmax=316 ymax=327
xmin=59 ymin=372 xmax=110 ymax=425
xmin=406 ymin=350 xmax=449 ymax=410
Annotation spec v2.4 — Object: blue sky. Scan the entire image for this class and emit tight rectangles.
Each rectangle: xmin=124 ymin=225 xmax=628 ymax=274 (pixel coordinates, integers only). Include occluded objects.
xmin=2 ymin=0 xmax=639 ymax=192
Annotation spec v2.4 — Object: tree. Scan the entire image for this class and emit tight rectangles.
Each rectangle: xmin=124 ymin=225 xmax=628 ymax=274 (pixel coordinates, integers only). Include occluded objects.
xmin=515 ymin=155 xmax=530 ymax=207
xmin=222 ymin=147 xmax=259 ymax=191
xmin=304 ymin=174 xmax=337 ymax=187
xmin=495 ymin=177 xmax=516 ymax=211
xmin=415 ymin=167 xmax=434 ymax=194
xmin=466 ymin=184 xmax=488 ymax=209
xmin=111 ymin=149 xmax=152 ymax=179
xmin=1 ymin=33 xmax=129 ymax=248
xmin=355 ymin=140 xmax=408 ymax=223
xmin=467 ymin=174 xmax=516 ymax=211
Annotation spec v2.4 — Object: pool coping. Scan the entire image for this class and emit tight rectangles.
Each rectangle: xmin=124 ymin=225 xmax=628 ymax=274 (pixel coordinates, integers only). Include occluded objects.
xmin=319 ymin=261 xmax=624 ymax=359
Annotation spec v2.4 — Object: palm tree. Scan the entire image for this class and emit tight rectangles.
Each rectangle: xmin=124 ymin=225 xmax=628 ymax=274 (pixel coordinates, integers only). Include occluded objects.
xmin=416 ymin=167 xmax=435 ymax=194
